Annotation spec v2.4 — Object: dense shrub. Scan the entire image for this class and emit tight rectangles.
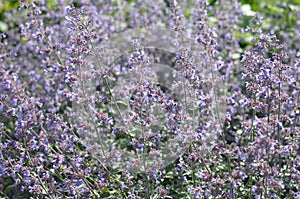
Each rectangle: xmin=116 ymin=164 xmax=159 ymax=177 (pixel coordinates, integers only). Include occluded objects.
xmin=0 ymin=0 xmax=299 ymax=198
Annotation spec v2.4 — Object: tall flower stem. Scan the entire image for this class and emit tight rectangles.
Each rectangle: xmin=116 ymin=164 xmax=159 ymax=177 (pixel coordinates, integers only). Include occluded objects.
xmin=250 ymin=92 xmax=257 ymax=142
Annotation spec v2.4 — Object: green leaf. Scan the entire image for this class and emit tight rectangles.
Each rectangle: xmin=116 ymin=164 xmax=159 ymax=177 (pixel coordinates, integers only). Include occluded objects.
xmin=0 ymin=21 xmax=8 ymax=32
xmin=115 ymin=100 xmax=128 ymax=107
xmin=46 ymin=0 xmax=56 ymax=11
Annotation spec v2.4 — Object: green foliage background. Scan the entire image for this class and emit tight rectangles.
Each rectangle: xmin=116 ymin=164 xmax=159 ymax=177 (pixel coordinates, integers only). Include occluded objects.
xmin=1 ymin=0 xmax=300 ymax=32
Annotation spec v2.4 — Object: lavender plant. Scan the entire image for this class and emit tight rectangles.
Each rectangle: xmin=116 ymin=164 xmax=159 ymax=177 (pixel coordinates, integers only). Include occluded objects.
xmin=0 ymin=0 xmax=299 ymax=198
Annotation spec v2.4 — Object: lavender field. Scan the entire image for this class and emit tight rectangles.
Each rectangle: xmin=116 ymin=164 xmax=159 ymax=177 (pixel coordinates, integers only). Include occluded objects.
xmin=0 ymin=0 xmax=299 ymax=198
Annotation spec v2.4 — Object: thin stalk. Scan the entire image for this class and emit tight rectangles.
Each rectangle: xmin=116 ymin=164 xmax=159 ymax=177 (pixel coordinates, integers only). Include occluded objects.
xmin=190 ymin=144 xmax=196 ymax=187
xmin=277 ymin=71 xmax=281 ymax=143
xmin=210 ymin=62 xmax=235 ymax=199
xmin=263 ymin=175 xmax=268 ymax=199
xmin=251 ymin=93 xmax=257 ymax=142
xmin=139 ymin=105 xmax=151 ymax=199
xmin=200 ymin=157 xmax=211 ymax=174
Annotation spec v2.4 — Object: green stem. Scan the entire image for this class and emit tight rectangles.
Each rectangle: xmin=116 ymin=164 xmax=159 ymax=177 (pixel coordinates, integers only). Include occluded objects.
xmin=24 ymin=149 xmax=53 ymax=199
xmin=210 ymin=61 xmax=235 ymax=199
xmin=190 ymin=145 xmax=196 ymax=187
xmin=263 ymin=175 xmax=268 ymax=199
xmin=251 ymin=92 xmax=257 ymax=142
xmin=277 ymin=72 xmax=281 ymax=143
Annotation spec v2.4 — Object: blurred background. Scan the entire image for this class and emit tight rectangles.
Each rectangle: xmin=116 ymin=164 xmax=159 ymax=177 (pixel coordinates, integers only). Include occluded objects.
xmin=1 ymin=0 xmax=300 ymax=32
